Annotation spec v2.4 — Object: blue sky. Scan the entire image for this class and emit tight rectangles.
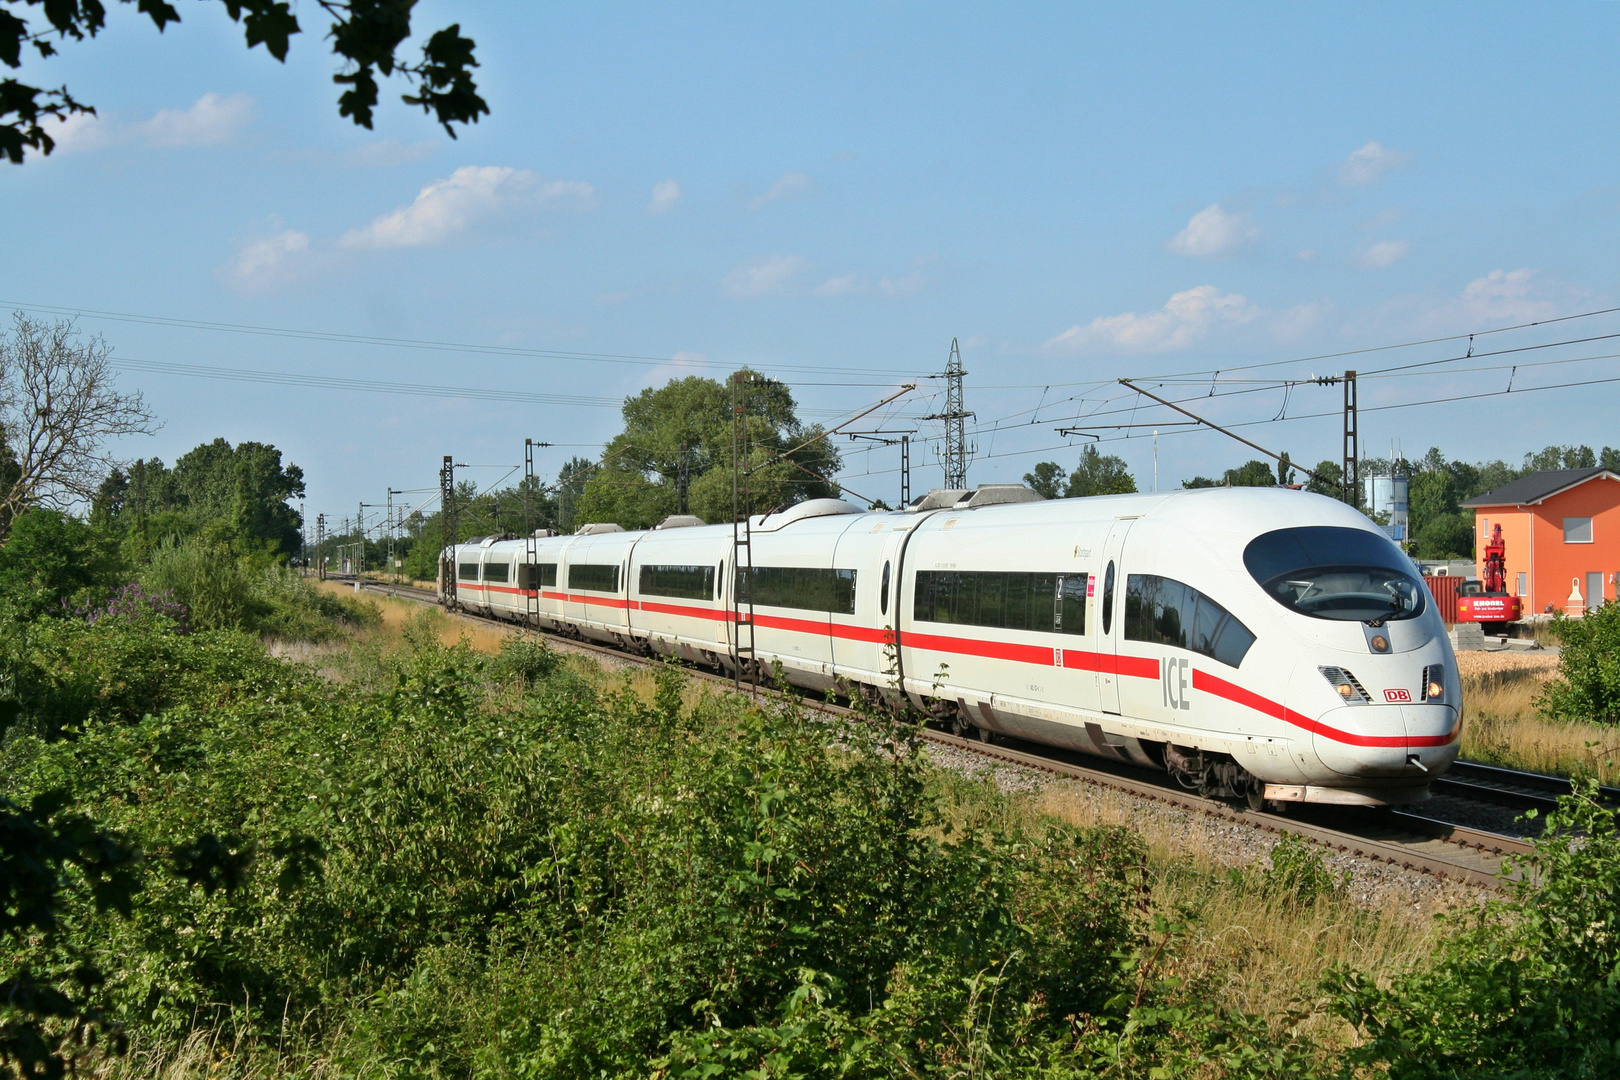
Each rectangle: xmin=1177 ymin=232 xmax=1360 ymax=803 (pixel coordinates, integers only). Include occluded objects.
xmin=4 ymin=2 xmax=1618 ymax=527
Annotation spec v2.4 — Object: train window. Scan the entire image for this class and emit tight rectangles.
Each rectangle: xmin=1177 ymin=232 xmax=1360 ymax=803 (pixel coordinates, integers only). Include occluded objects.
xmin=912 ymin=571 xmax=1087 ymax=635
xmin=1058 ymin=574 xmax=1087 ymax=634
xmin=484 ymin=561 xmax=510 ymax=584
xmin=736 ymin=566 xmax=857 ymax=614
xmin=517 ymin=563 xmax=557 ymax=590
xmin=458 ymin=562 xmax=479 ymax=581
xmin=569 ymin=563 xmax=620 ymax=592
xmin=1124 ymin=574 xmax=1254 ymax=668
xmin=1102 ymin=562 xmax=1115 ymax=635
xmin=1244 ymin=526 xmax=1425 ymax=623
xmin=880 ymin=561 xmax=891 ymax=616
xmin=640 ymin=564 xmax=716 ymax=601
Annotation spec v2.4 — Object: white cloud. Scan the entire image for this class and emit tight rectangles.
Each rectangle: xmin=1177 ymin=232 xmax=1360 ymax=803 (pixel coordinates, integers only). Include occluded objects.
xmin=749 ymin=171 xmax=812 ymax=210
xmin=331 ymin=139 xmax=437 ymax=168
xmin=1339 ymin=140 xmax=1408 ymax=186
xmin=135 ymin=92 xmax=254 ymax=147
xmin=640 ymin=350 xmax=709 ymax=387
xmin=1165 ymin=204 xmax=1259 ymax=258
xmin=648 ymin=178 xmax=681 ymax=214
xmin=723 ymin=255 xmax=805 ymax=298
xmin=40 ymin=111 xmax=114 ymax=154
xmin=1357 ymin=239 xmax=1411 ymax=268
xmin=340 ymin=166 xmax=594 ymax=249
xmin=815 ymin=273 xmax=859 ymax=297
xmin=219 ymin=230 xmax=312 ymax=294
xmin=1045 ymin=285 xmax=1259 ymax=352
xmin=39 ymin=92 xmax=254 ymax=153
xmin=876 ymin=270 xmax=926 ymax=297
xmin=1457 ymin=268 xmax=1564 ymax=323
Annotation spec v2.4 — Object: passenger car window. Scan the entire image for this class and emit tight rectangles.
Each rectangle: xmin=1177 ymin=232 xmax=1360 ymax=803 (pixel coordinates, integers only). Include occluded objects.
xmin=1124 ymin=573 xmax=1255 ymax=668
xmin=880 ymin=561 xmax=891 ymax=616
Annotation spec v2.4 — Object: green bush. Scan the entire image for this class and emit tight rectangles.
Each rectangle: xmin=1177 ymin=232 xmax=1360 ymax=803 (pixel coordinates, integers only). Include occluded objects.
xmin=1330 ymin=778 xmax=1620 ymax=1078
xmin=1539 ymin=603 xmax=1620 ymax=725
xmin=10 ymin=624 xmax=1310 ymax=1077
xmin=0 ymin=508 xmax=123 ymax=617
xmin=139 ymin=537 xmax=376 ymax=640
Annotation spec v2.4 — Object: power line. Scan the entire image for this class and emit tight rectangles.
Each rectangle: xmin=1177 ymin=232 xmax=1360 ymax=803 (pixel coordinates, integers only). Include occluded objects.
xmin=1 ymin=299 xmax=925 ymax=378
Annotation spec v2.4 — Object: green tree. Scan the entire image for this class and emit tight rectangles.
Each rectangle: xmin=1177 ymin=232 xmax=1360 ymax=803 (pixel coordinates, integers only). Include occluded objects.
xmin=1182 ymin=458 xmax=1279 ymax=490
xmin=1022 ymin=461 xmax=1065 ymax=500
xmin=0 ymin=508 xmax=121 ymax=616
xmin=576 ymin=373 xmax=842 ymax=529
xmin=1064 ymin=445 xmax=1137 ymax=497
xmin=1602 ymin=446 xmax=1620 ymax=471
xmin=1223 ymin=459 xmax=1277 ymax=487
xmin=101 ymin=439 xmax=306 ymax=558
xmin=1413 ymin=512 xmax=1474 ymax=560
xmin=1525 ymin=444 xmax=1597 ymax=471
xmin=1304 ymin=460 xmax=1344 ymax=500
xmin=2 ymin=0 xmax=488 ymax=163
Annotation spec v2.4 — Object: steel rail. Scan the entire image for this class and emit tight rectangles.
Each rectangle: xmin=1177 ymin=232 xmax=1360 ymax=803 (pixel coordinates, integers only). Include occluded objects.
xmin=341 ymin=576 xmax=1532 ymax=889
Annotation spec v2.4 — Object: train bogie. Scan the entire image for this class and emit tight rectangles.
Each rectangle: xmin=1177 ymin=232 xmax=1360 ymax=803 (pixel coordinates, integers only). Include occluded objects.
xmin=440 ymin=486 xmax=1459 ymax=807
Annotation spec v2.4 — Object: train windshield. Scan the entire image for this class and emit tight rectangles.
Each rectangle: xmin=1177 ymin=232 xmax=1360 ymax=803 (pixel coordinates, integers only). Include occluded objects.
xmin=1243 ymin=526 xmax=1426 ymax=623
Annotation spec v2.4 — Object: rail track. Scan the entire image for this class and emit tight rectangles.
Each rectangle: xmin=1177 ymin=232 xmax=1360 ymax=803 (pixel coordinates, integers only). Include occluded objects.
xmin=340 ymin=576 xmax=1539 ymax=890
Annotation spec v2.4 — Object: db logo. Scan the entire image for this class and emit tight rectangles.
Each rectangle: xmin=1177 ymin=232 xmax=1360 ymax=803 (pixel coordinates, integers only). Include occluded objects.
xmin=1384 ymin=688 xmax=1412 ymax=703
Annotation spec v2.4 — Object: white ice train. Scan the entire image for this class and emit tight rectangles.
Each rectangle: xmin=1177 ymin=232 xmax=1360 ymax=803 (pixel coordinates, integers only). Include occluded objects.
xmin=439 ymin=485 xmax=1459 ymax=808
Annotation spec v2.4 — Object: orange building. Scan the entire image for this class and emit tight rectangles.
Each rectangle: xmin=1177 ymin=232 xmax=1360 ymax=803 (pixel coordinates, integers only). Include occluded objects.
xmin=1461 ymin=467 xmax=1620 ymax=616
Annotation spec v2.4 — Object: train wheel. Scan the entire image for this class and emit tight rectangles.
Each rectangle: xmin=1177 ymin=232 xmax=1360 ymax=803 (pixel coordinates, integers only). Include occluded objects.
xmin=977 ymin=725 xmax=994 ymax=745
xmin=1245 ymin=783 xmax=1266 ymax=813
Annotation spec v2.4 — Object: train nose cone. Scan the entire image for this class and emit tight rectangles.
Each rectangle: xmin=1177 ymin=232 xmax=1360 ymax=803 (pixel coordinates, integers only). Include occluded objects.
xmin=1310 ymin=705 xmax=1410 ymax=778
xmin=1401 ymin=703 xmax=1461 ymax=774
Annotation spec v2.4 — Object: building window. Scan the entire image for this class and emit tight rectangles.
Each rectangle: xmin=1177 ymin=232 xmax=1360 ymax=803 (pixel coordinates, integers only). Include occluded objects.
xmin=1565 ymin=517 xmax=1594 ymax=544
xmin=1516 ymin=572 xmax=1527 ymax=597
xmin=639 ymin=564 xmax=715 ymax=601
xmin=458 ymin=562 xmax=480 ymax=581
xmin=569 ymin=563 xmax=620 ymax=592
xmin=484 ymin=561 xmax=510 ymax=584
xmin=738 ymin=566 xmax=857 ymax=614
xmin=912 ymin=570 xmax=1088 ymax=636
xmin=1123 ymin=574 xmax=1255 ymax=668
xmin=518 ymin=563 xmax=557 ymax=590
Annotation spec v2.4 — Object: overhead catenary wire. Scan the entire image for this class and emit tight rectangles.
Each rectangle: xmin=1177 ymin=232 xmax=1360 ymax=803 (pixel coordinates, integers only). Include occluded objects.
xmin=1 ymin=299 xmax=926 ymax=378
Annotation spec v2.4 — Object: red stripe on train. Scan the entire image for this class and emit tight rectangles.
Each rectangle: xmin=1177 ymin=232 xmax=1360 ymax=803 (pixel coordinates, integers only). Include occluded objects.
xmin=453 ymin=588 xmax=1454 ymax=749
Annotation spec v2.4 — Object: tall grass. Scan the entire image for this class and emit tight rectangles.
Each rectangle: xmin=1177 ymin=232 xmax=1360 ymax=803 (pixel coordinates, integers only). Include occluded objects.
xmin=1460 ymin=667 xmax=1620 ymax=783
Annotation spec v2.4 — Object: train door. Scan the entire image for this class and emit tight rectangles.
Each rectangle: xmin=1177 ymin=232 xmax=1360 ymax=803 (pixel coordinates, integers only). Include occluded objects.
xmin=1097 ymin=517 xmax=1136 ymax=715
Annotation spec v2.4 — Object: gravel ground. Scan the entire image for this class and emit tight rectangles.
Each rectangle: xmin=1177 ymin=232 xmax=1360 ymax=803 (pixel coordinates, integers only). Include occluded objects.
xmin=925 ymin=741 xmax=1496 ymax=914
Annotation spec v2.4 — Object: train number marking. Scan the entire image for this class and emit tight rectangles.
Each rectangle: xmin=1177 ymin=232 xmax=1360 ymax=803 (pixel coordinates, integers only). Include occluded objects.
xmin=1384 ymin=688 xmax=1412 ymax=703
xmin=1162 ymin=657 xmax=1191 ymax=712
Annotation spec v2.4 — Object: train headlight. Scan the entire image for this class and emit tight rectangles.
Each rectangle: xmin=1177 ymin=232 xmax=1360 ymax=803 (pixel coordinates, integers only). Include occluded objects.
xmin=1369 ymin=633 xmax=1390 ymax=653
xmin=1421 ymin=664 xmax=1445 ymax=703
xmin=1319 ymin=666 xmax=1368 ymax=704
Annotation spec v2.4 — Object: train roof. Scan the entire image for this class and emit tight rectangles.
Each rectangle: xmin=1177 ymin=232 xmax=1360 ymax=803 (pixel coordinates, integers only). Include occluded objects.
xmin=450 ymin=485 xmax=1377 ymax=555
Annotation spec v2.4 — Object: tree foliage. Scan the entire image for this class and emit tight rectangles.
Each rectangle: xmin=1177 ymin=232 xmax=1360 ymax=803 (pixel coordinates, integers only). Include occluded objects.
xmin=94 ymin=438 xmax=306 ymax=559
xmin=1183 ymin=458 xmax=1281 ymax=490
xmin=1 ymin=0 xmax=488 ymax=163
xmin=1024 ymin=446 xmax=1137 ymax=499
xmin=575 ymin=373 xmax=842 ymax=529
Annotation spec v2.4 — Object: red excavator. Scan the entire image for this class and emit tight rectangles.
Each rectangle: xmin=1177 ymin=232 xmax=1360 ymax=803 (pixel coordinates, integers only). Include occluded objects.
xmin=1455 ymin=523 xmax=1522 ymax=630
